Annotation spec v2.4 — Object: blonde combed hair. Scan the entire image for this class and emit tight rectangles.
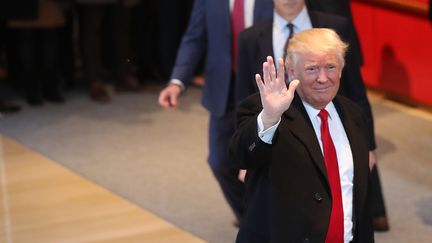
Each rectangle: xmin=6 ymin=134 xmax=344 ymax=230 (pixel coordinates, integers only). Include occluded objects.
xmin=285 ymin=28 xmax=349 ymax=68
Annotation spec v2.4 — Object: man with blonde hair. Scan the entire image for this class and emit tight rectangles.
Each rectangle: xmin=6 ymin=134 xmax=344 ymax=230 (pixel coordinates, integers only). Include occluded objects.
xmin=230 ymin=28 xmax=374 ymax=243
xmin=235 ymin=0 xmax=388 ymax=233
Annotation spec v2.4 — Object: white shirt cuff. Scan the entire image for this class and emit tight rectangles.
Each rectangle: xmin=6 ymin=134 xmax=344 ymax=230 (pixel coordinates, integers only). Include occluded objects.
xmin=257 ymin=112 xmax=281 ymax=144
xmin=169 ymin=79 xmax=185 ymax=91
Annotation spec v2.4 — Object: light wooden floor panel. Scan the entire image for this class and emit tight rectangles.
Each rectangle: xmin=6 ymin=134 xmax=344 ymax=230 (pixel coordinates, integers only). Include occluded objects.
xmin=0 ymin=135 xmax=205 ymax=243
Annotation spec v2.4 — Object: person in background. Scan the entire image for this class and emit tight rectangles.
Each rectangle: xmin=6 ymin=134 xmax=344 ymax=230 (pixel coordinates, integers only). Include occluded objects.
xmin=0 ymin=15 xmax=21 ymax=115
xmin=76 ymin=0 xmax=141 ymax=103
xmin=7 ymin=0 xmax=67 ymax=106
xmin=158 ymin=0 xmax=274 ymax=225
xmin=305 ymin=0 xmax=363 ymax=65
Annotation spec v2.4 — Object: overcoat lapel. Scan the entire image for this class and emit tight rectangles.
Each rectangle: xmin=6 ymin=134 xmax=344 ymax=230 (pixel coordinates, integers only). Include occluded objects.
xmin=281 ymin=95 xmax=369 ymax=200
xmin=282 ymin=95 xmax=330 ymax=185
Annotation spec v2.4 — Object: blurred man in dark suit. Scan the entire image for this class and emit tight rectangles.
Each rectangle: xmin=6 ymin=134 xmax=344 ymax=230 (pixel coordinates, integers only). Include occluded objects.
xmin=158 ymin=0 xmax=274 ymax=224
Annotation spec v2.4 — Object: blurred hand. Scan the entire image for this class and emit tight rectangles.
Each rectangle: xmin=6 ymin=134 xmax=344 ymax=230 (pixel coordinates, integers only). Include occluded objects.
xmin=256 ymin=56 xmax=299 ymax=129
xmin=238 ymin=169 xmax=247 ymax=183
xmin=158 ymin=84 xmax=182 ymax=108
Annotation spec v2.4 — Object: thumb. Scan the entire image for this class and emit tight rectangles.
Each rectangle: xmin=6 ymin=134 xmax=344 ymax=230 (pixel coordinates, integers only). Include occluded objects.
xmin=287 ymin=79 xmax=300 ymax=97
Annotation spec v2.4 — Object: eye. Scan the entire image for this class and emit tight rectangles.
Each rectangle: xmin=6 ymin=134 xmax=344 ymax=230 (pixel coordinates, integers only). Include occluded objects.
xmin=305 ymin=66 xmax=318 ymax=72
xmin=327 ymin=64 xmax=336 ymax=70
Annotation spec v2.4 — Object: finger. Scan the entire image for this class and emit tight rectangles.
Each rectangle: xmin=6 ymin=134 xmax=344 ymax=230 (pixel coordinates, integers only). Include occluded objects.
xmin=262 ymin=62 xmax=270 ymax=86
xmin=277 ymin=58 xmax=285 ymax=84
xmin=255 ymin=74 xmax=265 ymax=92
xmin=287 ymin=79 xmax=300 ymax=97
xmin=169 ymin=93 xmax=179 ymax=107
xmin=158 ymin=92 xmax=170 ymax=108
xmin=267 ymin=56 xmax=276 ymax=83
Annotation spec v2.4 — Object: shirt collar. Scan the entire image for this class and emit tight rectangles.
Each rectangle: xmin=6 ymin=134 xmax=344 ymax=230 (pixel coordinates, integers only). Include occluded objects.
xmin=273 ymin=5 xmax=311 ymax=33
xmin=302 ymin=100 xmax=337 ymax=121
xmin=293 ymin=5 xmax=311 ymax=31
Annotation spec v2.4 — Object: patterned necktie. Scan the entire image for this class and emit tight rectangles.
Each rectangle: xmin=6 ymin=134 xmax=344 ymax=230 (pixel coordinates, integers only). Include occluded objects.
xmin=282 ymin=22 xmax=295 ymax=61
xmin=231 ymin=0 xmax=245 ymax=71
xmin=318 ymin=109 xmax=344 ymax=243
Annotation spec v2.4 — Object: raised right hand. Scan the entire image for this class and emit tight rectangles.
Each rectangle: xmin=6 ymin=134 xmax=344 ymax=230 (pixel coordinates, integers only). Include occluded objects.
xmin=158 ymin=84 xmax=182 ymax=108
xmin=255 ymin=56 xmax=299 ymax=129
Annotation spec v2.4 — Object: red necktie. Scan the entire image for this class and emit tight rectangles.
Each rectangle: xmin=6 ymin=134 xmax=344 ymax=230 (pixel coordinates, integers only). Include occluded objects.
xmin=231 ymin=0 xmax=245 ymax=71
xmin=318 ymin=109 xmax=344 ymax=243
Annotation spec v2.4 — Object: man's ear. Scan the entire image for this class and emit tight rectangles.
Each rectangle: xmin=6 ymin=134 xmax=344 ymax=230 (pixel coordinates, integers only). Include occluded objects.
xmin=287 ymin=66 xmax=296 ymax=81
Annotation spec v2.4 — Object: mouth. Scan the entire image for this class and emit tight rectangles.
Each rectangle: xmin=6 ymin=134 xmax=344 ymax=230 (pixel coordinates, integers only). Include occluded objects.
xmin=314 ymin=86 xmax=331 ymax=93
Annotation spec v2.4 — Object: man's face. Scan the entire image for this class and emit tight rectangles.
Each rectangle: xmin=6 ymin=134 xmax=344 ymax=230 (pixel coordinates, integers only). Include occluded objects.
xmin=274 ymin=0 xmax=304 ymax=19
xmin=288 ymin=52 xmax=342 ymax=109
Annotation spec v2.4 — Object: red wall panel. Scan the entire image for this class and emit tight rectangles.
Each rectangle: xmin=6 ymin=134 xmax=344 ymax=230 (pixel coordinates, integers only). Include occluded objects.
xmin=351 ymin=2 xmax=432 ymax=105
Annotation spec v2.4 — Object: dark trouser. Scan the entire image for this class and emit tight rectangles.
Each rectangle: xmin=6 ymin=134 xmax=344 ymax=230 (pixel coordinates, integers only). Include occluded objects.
xmin=78 ymin=3 xmax=131 ymax=83
xmin=370 ymin=164 xmax=387 ymax=217
xmin=11 ymin=28 xmax=60 ymax=98
xmin=208 ymin=110 xmax=245 ymax=220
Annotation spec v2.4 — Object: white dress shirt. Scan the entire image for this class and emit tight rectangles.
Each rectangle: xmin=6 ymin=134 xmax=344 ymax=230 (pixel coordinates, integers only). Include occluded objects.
xmin=257 ymin=101 xmax=354 ymax=243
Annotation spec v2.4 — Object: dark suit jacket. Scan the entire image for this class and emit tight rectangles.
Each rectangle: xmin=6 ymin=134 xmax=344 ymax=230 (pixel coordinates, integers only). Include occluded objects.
xmin=170 ymin=0 xmax=273 ymax=118
xmin=230 ymin=93 xmax=374 ymax=243
xmin=235 ymin=10 xmax=376 ymax=148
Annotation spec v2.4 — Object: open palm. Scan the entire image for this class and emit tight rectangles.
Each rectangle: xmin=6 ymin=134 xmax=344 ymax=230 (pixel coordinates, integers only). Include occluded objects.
xmin=255 ymin=56 xmax=299 ymax=127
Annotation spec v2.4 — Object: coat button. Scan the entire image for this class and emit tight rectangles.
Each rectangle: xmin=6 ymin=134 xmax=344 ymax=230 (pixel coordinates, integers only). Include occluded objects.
xmin=248 ymin=142 xmax=256 ymax=151
xmin=314 ymin=192 xmax=323 ymax=202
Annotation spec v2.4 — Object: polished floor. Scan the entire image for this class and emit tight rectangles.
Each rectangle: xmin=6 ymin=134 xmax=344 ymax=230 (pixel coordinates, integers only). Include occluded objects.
xmin=0 ymin=135 xmax=204 ymax=243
